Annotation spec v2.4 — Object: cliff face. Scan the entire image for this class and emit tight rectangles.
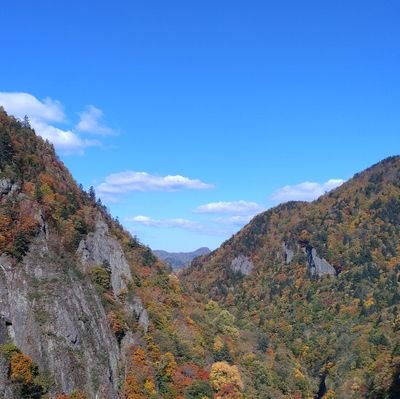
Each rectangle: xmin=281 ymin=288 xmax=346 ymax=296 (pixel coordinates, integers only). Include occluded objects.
xmin=0 ymin=112 xmax=133 ymax=397
xmin=0 ymin=238 xmax=120 ymax=397
xmin=77 ymin=213 xmax=132 ymax=295
xmin=0 ymin=110 xmax=210 ymax=399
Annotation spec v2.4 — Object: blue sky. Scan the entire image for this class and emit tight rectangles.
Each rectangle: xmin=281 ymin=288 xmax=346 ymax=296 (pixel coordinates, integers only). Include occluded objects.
xmin=0 ymin=1 xmax=399 ymax=251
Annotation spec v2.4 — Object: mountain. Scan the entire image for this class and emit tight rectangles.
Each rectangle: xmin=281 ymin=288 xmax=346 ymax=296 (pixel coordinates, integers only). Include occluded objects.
xmin=154 ymin=247 xmax=211 ymax=269
xmin=182 ymin=156 xmax=400 ymax=398
xmin=1 ymin=106 xmax=400 ymax=398
xmin=0 ymin=110 xmax=216 ymax=399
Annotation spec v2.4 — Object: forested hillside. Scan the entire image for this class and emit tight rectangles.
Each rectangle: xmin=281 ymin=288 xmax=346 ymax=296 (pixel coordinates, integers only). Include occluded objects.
xmin=182 ymin=156 xmax=400 ymax=398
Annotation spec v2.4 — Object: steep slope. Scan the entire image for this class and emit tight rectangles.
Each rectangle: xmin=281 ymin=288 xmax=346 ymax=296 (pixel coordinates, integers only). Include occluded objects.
xmin=0 ymin=110 xmax=214 ymax=399
xmin=154 ymin=247 xmax=211 ymax=269
xmin=182 ymin=156 xmax=400 ymax=398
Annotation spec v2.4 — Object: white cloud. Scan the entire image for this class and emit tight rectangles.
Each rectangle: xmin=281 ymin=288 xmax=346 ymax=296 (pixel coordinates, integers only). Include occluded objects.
xmin=97 ymin=171 xmax=214 ymax=195
xmin=0 ymin=92 xmax=105 ymax=153
xmin=270 ymin=178 xmax=345 ymax=203
xmin=0 ymin=92 xmax=65 ymax=122
xmin=128 ymin=215 xmax=236 ymax=236
xmin=194 ymin=200 xmax=261 ymax=215
xmin=129 ymin=215 xmax=205 ymax=232
xmin=76 ymin=105 xmax=115 ymax=135
xmin=32 ymin=120 xmax=99 ymax=154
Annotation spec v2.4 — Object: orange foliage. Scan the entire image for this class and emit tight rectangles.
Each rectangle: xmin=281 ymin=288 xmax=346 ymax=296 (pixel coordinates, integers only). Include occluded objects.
xmin=10 ymin=352 xmax=34 ymax=384
xmin=123 ymin=375 xmax=147 ymax=399
xmin=107 ymin=311 xmax=125 ymax=339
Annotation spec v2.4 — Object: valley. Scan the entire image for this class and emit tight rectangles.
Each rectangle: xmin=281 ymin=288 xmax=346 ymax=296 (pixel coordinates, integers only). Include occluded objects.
xmin=0 ymin=110 xmax=399 ymax=398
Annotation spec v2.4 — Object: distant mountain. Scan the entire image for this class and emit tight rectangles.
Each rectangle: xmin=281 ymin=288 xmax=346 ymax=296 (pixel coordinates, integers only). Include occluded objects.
xmin=154 ymin=247 xmax=211 ymax=269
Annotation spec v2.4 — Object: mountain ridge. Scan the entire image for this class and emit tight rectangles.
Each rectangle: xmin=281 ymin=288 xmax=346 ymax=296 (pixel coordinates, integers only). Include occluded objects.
xmin=154 ymin=247 xmax=211 ymax=269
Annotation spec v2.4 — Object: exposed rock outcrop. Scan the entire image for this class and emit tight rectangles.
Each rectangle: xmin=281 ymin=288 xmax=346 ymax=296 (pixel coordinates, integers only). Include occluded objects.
xmin=0 ymin=178 xmax=20 ymax=199
xmin=0 ymin=240 xmax=121 ymax=398
xmin=78 ymin=213 xmax=132 ymax=294
xmin=305 ymin=246 xmax=336 ymax=278
xmin=125 ymin=296 xmax=150 ymax=333
xmin=0 ymin=178 xmax=12 ymax=195
xmin=0 ymin=354 xmax=14 ymax=399
xmin=283 ymin=242 xmax=294 ymax=264
xmin=230 ymin=255 xmax=254 ymax=276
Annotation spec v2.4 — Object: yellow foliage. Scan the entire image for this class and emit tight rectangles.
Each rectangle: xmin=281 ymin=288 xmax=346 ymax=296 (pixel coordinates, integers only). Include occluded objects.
xmin=168 ymin=274 xmax=181 ymax=292
xmin=213 ymin=336 xmax=224 ymax=352
xmin=323 ymin=389 xmax=336 ymax=398
xmin=162 ymin=352 xmax=177 ymax=377
xmin=209 ymin=361 xmax=243 ymax=393
xmin=294 ymin=368 xmax=305 ymax=379
xmin=144 ymin=378 xmax=156 ymax=395
xmin=364 ymin=296 xmax=375 ymax=308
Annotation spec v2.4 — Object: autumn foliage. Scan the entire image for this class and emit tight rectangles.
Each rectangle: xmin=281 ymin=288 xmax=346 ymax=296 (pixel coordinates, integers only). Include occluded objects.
xmin=10 ymin=352 xmax=34 ymax=384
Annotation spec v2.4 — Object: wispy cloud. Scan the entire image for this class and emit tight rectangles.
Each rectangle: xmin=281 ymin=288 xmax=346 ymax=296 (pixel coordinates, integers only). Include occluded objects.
xmin=97 ymin=171 xmax=214 ymax=196
xmin=194 ymin=200 xmax=261 ymax=215
xmin=270 ymin=179 xmax=345 ymax=203
xmin=0 ymin=92 xmax=112 ymax=154
xmin=129 ymin=215 xmax=206 ymax=232
xmin=76 ymin=105 xmax=116 ymax=136
xmin=128 ymin=215 xmax=235 ymax=236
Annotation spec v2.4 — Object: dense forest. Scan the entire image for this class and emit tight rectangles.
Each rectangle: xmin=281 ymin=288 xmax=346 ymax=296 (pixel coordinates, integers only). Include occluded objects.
xmin=0 ymin=108 xmax=399 ymax=398
xmin=182 ymin=156 xmax=400 ymax=398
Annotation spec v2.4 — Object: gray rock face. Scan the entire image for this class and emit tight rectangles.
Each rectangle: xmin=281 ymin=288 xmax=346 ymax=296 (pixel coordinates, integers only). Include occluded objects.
xmin=0 ymin=239 xmax=121 ymax=398
xmin=0 ymin=354 xmax=15 ymax=399
xmin=0 ymin=315 xmax=14 ymax=398
xmin=306 ymin=247 xmax=336 ymax=277
xmin=126 ymin=296 xmax=150 ymax=333
xmin=0 ymin=178 xmax=12 ymax=195
xmin=138 ymin=308 xmax=149 ymax=332
xmin=231 ymin=255 xmax=254 ymax=276
xmin=0 ymin=178 xmax=19 ymax=198
xmin=282 ymin=242 xmax=294 ymax=264
xmin=78 ymin=213 xmax=132 ymax=294
xmin=0 ymin=316 xmax=8 ymax=345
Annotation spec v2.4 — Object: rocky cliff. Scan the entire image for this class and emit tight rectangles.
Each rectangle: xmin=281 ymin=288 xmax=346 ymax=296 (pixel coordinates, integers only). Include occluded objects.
xmin=0 ymin=110 xmax=210 ymax=398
